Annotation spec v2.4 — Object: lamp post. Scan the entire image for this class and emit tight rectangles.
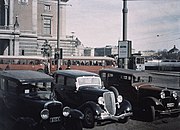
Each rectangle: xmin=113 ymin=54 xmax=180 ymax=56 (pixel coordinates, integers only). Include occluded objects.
xmin=13 ymin=16 xmax=19 ymax=56
xmin=71 ymin=31 xmax=74 ymax=56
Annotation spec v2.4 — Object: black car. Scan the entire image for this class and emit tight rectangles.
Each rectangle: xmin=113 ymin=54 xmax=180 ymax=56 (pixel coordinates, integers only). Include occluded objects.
xmin=53 ymin=70 xmax=132 ymax=128
xmin=99 ymin=68 xmax=180 ymax=121
xmin=0 ymin=70 xmax=83 ymax=130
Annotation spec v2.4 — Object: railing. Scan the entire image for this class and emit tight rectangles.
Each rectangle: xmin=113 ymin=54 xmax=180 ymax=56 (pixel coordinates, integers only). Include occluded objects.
xmin=0 ymin=25 xmax=10 ymax=30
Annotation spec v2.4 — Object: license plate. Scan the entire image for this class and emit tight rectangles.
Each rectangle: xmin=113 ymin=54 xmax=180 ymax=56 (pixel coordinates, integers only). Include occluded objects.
xmin=167 ymin=103 xmax=175 ymax=108
xmin=50 ymin=116 xmax=61 ymax=123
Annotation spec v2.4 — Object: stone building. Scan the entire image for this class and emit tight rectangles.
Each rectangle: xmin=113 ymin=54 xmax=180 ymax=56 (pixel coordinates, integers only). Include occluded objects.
xmin=0 ymin=0 xmax=80 ymax=57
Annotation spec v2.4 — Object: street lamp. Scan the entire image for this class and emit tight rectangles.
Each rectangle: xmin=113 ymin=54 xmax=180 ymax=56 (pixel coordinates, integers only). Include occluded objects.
xmin=13 ymin=16 xmax=19 ymax=55
xmin=71 ymin=31 xmax=74 ymax=56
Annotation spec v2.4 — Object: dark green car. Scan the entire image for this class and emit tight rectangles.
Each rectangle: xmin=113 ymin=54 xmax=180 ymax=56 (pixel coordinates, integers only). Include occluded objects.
xmin=53 ymin=70 xmax=132 ymax=128
xmin=0 ymin=70 xmax=83 ymax=130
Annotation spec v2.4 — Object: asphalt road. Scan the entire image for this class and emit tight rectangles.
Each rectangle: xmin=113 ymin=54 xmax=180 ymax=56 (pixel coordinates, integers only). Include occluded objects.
xmin=84 ymin=116 xmax=180 ymax=130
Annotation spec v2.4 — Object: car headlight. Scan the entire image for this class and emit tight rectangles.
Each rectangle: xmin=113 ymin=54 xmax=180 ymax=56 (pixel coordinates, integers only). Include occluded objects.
xmin=172 ymin=91 xmax=178 ymax=99
xmin=117 ymin=95 xmax=123 ymax=103
xmin=41 ymin=109 xmax=49 ymax=120
xmin=98 ymin=97 xmax=104 ymax=105
xmin=160 ymin=91 xmax=165 ymax=99
xmin=63 ymin=107 xmax=71 ymax=117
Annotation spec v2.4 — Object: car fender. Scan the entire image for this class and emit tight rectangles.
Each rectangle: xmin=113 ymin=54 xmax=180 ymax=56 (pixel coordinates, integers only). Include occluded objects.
xmin=69 ymin=108 xmax=84 ymax=120
xmin=13 ymin=117 xmax=38 ymax=130
xmin=142 ymin=97 xmax=163 ymax=107
xmin=79 ymin=101 xmax=102 ymax=116
xmin=118 ymin=99 xmax=132 ymax=113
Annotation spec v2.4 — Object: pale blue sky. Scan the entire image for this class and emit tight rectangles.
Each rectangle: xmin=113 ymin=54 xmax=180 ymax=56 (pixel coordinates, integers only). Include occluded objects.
xmin=66 ymin=0 xmax=180 ymax=52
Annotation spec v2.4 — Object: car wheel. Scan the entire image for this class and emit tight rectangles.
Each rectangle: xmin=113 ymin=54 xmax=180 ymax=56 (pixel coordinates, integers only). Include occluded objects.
xmin=83 ymin=107 xmax=95 ymax=128
xmin=65 ymin=119 xmax=82 ymax=130
xmin=143 ymin=105 xmax=155 ymax=122
xmin=108 ymin=86 xmax=119 ymax=100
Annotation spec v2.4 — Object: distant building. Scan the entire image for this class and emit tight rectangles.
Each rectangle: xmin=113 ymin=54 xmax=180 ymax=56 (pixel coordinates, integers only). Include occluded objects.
xmin=168 ymin=45 xmax=179 ymax=54
xmin=141 ymin=50 xmax=156 ymax=57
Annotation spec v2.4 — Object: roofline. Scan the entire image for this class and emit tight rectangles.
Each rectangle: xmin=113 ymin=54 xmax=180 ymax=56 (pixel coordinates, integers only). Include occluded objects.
xmin=54 ymin=70 xmax=99 ymax=78
xmin=99 ymin=68 xmax=149 ymax=77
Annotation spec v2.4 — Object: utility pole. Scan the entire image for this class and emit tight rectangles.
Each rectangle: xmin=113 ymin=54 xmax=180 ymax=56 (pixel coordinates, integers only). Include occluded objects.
xmin=57 ymin=0 xmax=69 ymax=70
xmin=122 ymin=0 xmax=128 ymax=41
xmin=57 ymin=0 xmax=61 ymax=70
xmin=122 ymin=0 xmax=129 ymax=69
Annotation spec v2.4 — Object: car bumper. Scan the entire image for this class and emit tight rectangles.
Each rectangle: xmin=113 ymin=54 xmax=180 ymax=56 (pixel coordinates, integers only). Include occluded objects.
xmin=157 ymin=108 xmax=180 ymax=115
xmin=96 ymin=111 xmax=133 ymax=121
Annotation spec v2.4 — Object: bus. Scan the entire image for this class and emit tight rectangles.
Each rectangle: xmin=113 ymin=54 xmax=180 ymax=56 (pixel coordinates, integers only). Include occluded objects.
xmin=0 ymin=55 xmax=46 ymax=72
xmin=0 ymin=55 xmax=115 ymax=74
xmin=50 ymin=56 xmax=116 ymax=73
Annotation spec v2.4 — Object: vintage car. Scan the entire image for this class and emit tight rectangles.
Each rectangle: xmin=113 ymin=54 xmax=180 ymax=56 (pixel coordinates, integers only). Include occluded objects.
xmin=99 ymin=68 xmax=180 ymax=121
xmin=0 ymin=70 xmax=84 ymax=130
xmin=53 ymin=70 xmax=132 ymax=128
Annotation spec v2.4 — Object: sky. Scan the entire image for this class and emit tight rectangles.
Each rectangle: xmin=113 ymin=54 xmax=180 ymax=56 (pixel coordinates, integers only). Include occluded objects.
xmin=66 ymin=0 xmax=180 ymax=52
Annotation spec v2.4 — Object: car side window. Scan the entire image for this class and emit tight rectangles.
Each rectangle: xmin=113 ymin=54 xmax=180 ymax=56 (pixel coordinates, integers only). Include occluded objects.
xmin=57 ymin=75 xmax=65 ymax=85
xmin=7 ymin=80 xmax=17 ymax=93
xmin=0 ymin=78 xmax=5 ymax=90
xmin=66 ymin=77 xmax=76 ymax=90
xmin=100 ymin=72 xmax=106 ymax=81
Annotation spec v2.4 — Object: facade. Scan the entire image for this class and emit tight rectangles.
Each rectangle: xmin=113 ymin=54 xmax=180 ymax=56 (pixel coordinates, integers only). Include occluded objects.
xmin=0 ymin=0 xmax=80 ymax=57
xmin=94 ymin=46 xmax=118 ymax=57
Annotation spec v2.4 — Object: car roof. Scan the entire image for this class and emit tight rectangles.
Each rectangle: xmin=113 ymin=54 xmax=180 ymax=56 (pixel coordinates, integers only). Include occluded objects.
xmin=0 ymin=70 xmax=53 ymax=84
xmin=99 ymin=68 xmax=150 ymax=77
xmin=54 ymin=70 xmax=99 ymax=78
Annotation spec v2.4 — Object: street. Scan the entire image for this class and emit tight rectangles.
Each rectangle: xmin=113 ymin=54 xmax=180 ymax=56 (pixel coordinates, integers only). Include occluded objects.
xmin=84 ymin=116 xmax=180 ymax=130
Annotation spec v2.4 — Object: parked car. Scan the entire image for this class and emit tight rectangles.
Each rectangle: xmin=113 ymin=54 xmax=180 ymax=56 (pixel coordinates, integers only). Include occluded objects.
xmin=53 ymin=70 xmax=132 ymax=128
xmin=99 ymin=68 xmax=180 ymax=121
xmin=0 ymin=70 xmax=84 ymax=130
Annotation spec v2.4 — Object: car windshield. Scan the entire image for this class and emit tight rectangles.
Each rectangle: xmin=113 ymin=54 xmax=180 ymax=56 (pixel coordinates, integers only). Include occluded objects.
xmin=21 ymin=82 xmax=54 ymax=100
xmin=76 ymin=76 xmax=102 ymax=89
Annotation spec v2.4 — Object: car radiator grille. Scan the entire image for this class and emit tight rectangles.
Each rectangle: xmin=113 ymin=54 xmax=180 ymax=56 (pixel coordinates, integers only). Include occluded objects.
xmin=161 ymin=97 xmax=175 ymax=109
xmin=103 ymin=92 xmax=116 ymax=115
xmin=47 ymin=102 xmax=63 ymax=117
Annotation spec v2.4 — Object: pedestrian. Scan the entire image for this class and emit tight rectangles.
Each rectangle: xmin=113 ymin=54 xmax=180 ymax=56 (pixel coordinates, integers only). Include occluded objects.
xmin=66 ymin=65 xmax=71 ymax=70
xmin=5 ymin=64 xmax=10 ymax=70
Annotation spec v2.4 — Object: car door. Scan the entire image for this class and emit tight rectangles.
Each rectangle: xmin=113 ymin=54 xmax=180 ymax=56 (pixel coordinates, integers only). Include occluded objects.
xmin=64 ymin=77 xmax=81 ymax=107
xmin=3 ymin=80 xmax=20 ymax=118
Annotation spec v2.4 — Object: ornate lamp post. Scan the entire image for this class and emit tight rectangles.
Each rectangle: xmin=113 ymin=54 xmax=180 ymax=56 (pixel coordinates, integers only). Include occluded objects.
xmin=13 ymin=16 xmax=19 ymax=55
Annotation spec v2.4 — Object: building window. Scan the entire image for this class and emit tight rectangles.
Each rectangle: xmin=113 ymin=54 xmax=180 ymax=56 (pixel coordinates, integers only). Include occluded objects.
xmin=18 ymin=0 xmax=28 ymax=5
xmin=43 ymin=17 xmax=51 ymax=35
xmin=44 ymin=4 xmax=51 ymax=11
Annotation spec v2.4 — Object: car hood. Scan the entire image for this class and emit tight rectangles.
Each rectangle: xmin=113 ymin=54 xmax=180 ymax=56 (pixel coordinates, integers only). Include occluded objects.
xmin=79 ymin=86 xmax=109 ymax=97
xmin=132 ymin=83 xmax=163 ymax=98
